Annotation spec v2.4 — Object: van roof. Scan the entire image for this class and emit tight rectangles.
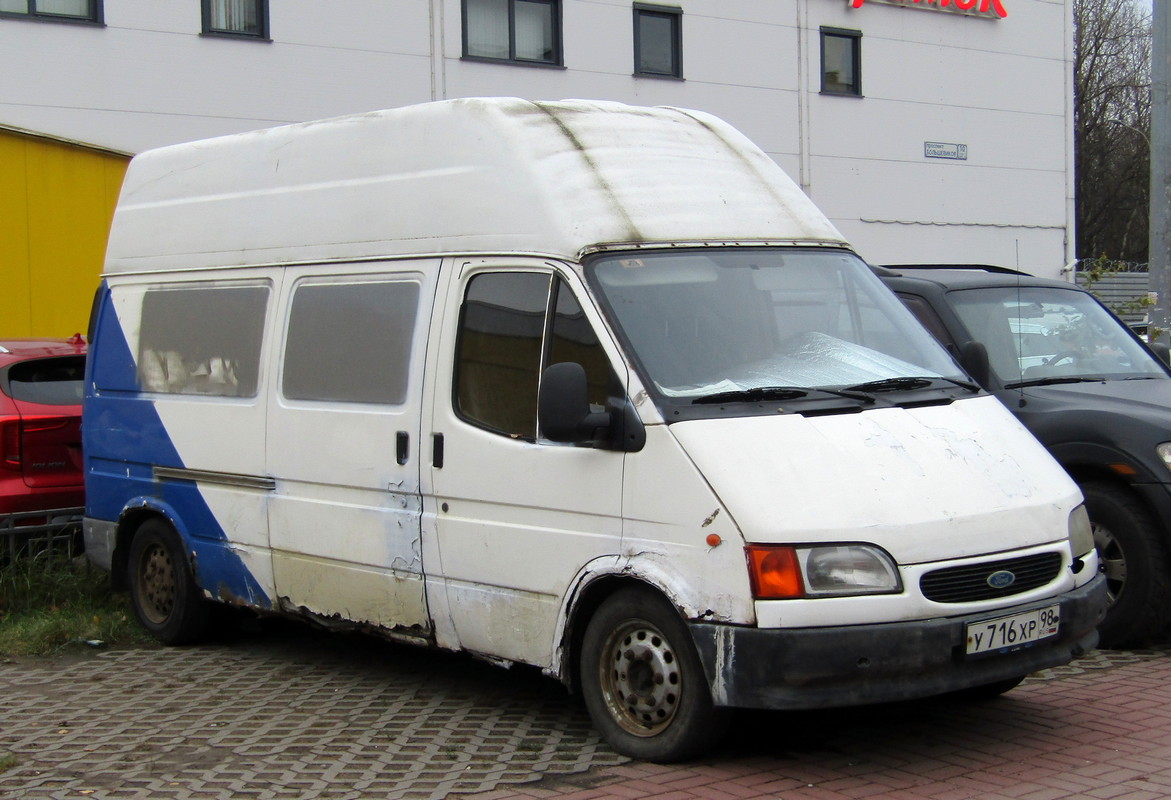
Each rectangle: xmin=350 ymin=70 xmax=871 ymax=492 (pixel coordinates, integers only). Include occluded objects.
xmin=104 ymin=97 xmax=848 ymax=274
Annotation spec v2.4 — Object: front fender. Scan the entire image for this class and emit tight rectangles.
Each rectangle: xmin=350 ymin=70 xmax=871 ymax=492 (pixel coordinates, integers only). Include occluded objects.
xmin=549 ymin=550 xmax=755 ymax=682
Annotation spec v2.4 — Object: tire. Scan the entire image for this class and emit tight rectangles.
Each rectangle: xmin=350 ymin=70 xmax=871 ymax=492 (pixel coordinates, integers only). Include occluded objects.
xmin=1082 ymin=481 xmax=1171 ymax=649
xmin=127 ymin=518 xmax=210 ymax=645
xmin=580 ymin=587 xmax=729 ymax=762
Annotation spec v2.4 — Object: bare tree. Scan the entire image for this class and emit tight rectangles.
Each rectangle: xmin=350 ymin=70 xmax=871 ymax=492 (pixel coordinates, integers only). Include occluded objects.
xmin=1076 ymin=0 xmax=1152 ymax=263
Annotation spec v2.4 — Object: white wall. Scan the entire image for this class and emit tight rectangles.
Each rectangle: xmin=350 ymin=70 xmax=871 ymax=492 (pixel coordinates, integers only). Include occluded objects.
xmin=0 ymin=0 xmax=1074 ymax=276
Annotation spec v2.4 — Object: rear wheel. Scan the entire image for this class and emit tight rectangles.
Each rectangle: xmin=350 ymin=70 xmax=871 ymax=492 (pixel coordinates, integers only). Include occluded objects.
xmin=1082 ymin=481 xmax=1171 ymax=648
xmin=580 ymin=587 xmax=729 ymax=762
xmin=128 ymin=519 xmax=209 ymax=645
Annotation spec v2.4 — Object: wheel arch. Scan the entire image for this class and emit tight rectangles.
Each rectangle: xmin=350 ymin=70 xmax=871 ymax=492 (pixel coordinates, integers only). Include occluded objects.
xmin=1063 ymin=463 xmax=1171 ymax=537
xmin=109 ymin=499 xmax=191 ymax=592
xmin=556 ymin=562 xmax=696 ymax=695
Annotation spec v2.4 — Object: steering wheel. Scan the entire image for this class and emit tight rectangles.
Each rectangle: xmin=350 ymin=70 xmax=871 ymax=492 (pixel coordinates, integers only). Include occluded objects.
xmin=1044 ymin=350 xmax=1079 ymax=367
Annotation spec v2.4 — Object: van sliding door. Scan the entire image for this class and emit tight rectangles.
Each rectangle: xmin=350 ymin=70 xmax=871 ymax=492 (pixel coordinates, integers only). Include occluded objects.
xmin=266 ymin=263 xmax=437 ymax=637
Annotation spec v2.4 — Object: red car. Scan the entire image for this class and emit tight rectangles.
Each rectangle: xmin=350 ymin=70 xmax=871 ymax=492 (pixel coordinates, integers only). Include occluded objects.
xmin=0 ymin=336 xmax=87 ymax=555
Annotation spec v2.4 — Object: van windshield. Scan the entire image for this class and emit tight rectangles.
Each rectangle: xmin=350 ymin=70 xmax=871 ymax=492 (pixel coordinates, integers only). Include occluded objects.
xmin=587 ymin=248 xmax=965 ymax=405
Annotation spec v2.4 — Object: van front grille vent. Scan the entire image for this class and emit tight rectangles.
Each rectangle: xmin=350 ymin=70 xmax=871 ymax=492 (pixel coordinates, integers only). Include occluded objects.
xmin=919 ymin=552 xmax=1063 ymax=603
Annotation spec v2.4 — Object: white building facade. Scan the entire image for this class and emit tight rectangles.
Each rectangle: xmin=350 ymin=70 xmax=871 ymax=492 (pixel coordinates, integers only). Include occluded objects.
xmin=0 ymin=0 xmax=1074 ymax=275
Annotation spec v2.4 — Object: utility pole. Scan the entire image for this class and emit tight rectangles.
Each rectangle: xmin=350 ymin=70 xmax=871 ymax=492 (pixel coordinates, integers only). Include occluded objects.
xmin=1152 ymin=0 xmax=1171 ymax=344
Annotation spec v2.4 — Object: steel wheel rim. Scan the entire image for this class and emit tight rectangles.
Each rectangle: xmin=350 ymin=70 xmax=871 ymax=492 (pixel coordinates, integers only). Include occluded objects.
xmin=136 ymin=542 xmax=176 ymax=625
xmin=1093 ymin=522 xmax=1126 ymax=605
xmin=597 ymin=618 xmax=682 ymax=737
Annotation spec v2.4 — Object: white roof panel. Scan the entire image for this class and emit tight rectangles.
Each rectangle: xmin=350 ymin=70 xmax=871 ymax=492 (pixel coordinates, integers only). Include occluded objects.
xmin=104 ymin=98 xmax=848 ymax=273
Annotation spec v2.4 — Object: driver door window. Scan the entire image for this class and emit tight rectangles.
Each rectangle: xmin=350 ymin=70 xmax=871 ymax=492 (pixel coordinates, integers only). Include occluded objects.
xmin=454 ymin=271 xmax=611 ymax=439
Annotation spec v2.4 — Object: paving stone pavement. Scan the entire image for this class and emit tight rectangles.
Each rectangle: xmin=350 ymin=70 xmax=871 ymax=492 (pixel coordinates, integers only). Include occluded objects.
xmin=0 ymin=622 xmax=626 ymax=800
xmin=1 ymin=621 xmax=1169 ymax=800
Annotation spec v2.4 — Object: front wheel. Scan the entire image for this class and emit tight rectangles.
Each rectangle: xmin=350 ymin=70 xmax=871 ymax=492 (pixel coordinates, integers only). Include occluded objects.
xmin=128 ymin=519 xmax=210 ymax=645
xmin=1082 ymin=481 xmax=1171 ymax=649
xmin=580 ymin=587 xmax=729 ymax=762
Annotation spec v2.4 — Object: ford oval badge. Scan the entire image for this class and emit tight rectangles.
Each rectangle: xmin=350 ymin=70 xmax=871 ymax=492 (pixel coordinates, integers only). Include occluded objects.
xmin=987 ymin=570 xmax=1016 ymax=589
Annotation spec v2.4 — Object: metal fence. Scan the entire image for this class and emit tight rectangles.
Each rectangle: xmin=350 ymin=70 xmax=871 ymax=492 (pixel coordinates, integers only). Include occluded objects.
xmin=1 ymin=507 xmax=85 ymax=564
xmin=1075 ymin=263 xmax=1151 ymax=324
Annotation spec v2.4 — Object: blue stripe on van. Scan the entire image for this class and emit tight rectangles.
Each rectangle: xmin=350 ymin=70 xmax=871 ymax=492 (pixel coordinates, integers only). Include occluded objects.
xmin=84 ymin=281 xmax=271 ymax=608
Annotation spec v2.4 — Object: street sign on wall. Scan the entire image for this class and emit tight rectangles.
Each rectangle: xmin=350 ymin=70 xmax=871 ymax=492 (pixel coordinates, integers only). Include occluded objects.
xmin=924 ymin=142 xmax=969 ymax=160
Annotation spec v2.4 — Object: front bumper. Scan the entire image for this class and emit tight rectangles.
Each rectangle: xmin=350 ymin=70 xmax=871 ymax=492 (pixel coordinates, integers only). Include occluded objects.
xmin=690 ymin=574 xmax=1107 ymax=710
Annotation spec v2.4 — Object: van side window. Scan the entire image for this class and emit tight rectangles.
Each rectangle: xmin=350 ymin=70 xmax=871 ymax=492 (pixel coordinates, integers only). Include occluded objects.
xmin=548 ymin=279 xmax=610 ymax=410
xmin=283 ymin=280 xmax=421 ymax=404
xmin=455 ymin=272 xmax=551 ymax=438
xmin=455 ymin=272 xmax=614 ymax=440
xmin=138 ymin=286 xmax=267 ymax=396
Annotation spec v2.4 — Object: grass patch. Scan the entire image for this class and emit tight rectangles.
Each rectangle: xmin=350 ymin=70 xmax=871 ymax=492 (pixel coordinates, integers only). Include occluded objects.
xmin=0 ymin=551 xmax=150 ymax=658
xmin=0 ymin=752 xmax=16 ymax=773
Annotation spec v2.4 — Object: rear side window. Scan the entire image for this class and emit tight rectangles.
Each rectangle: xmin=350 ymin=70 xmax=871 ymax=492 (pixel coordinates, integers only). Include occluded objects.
xmin=3 ymin=356 xmax=86 ymax=405
xmin=138 ymin=286 xmax=268 ymax=397
xmin=282 ymin=280 xmax=421 ymax=404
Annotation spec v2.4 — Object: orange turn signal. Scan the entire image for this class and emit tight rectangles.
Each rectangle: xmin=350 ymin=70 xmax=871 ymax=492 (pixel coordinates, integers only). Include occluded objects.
xmin=745 ymin=546 xmax=804 ymax=599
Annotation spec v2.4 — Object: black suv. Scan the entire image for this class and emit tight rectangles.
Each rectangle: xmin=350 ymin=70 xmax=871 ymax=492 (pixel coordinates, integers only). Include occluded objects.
xmin=877 ymin=264 xmax=1171 ymax=648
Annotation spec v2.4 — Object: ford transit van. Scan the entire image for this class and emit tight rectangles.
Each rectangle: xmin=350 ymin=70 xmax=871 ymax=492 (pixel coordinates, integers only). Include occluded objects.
xmin=84 ymin=98 xmax=1106 ymax=762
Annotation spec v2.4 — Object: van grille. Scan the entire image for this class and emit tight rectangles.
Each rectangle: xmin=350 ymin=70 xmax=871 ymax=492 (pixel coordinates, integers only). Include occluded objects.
xmin=919 ymin=552 xmax=1063 ymax=603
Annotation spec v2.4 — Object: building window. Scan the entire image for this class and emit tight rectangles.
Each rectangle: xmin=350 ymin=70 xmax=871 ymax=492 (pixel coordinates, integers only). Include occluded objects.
xmin=821 ymin=27 xmax=862 ymax=96
xmin=202 ymin=0 xmax=268 ymax=39
xmin=463 ymin=0 xmax=561 ymax=66
xmin=633 ymin=4 xmax=682 ymax=78
xmin=0 ymin=0 xmax=102 ymax=23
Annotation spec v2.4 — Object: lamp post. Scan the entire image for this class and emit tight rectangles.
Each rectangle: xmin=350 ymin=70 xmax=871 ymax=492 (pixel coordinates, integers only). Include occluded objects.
xmin=1151 ymin=0 xmax=1170 ymax=345
xmin=1107 ymin=118 xmax=1151 ymax=148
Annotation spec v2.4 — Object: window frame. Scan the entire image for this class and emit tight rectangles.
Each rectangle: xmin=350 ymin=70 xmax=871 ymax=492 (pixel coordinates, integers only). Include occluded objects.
xmin=461 ymin=0 xmax=563 ymax=67
xmin=820 ymin=27 xmax=863 ymax=97
xmin=0 ymin=0 xmax=103 ymax=24
xmin=633 ymin=3 xmax=683 ymax=79
xmin=200 ymin=0 xmax=269 ymax=41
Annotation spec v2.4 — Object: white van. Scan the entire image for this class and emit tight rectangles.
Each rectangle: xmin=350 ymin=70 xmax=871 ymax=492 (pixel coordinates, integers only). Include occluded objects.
xmin=84 ymin=98 xmax=1105 ymax=762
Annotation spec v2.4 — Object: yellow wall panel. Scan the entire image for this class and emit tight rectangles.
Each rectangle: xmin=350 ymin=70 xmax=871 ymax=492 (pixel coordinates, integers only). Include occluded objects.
xmin=1 ymin=129 xmax=129 ymax=338
xmin=0 ymin=134 xmax=33 ymax=334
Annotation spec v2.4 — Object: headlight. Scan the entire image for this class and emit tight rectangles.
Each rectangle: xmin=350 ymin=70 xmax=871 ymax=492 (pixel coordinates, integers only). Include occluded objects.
xmin=746 ymin=544 xmax=901 ymax=599
xmin=1068 ymin=503 xmax=1094 ymax=560
xmin=1157 ymin=443 xmax=1171 ymax=473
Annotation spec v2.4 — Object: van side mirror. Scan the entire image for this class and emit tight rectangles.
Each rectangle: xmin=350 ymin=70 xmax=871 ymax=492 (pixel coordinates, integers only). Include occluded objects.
xmin=538 ymin=362 xmax=646 ymax=452
xmin=959 ymin=340 xmax=991 ymax=389
xmin=539 ymin=362 xmax=612 ymax=443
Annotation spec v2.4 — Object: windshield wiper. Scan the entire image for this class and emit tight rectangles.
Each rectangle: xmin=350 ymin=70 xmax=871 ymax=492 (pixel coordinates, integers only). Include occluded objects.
xmin=1004 ymin=376 xmax=1107 ymax=389
xmin=843 ymin=377 xmax=936 ymax=393
xmin=692 ymin=386 xmax=873 ymax=405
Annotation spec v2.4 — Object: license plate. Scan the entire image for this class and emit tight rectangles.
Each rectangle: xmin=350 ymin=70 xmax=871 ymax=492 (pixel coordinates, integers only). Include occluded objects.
xmin=965 ymin=605 xmax=1060 ymax=655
